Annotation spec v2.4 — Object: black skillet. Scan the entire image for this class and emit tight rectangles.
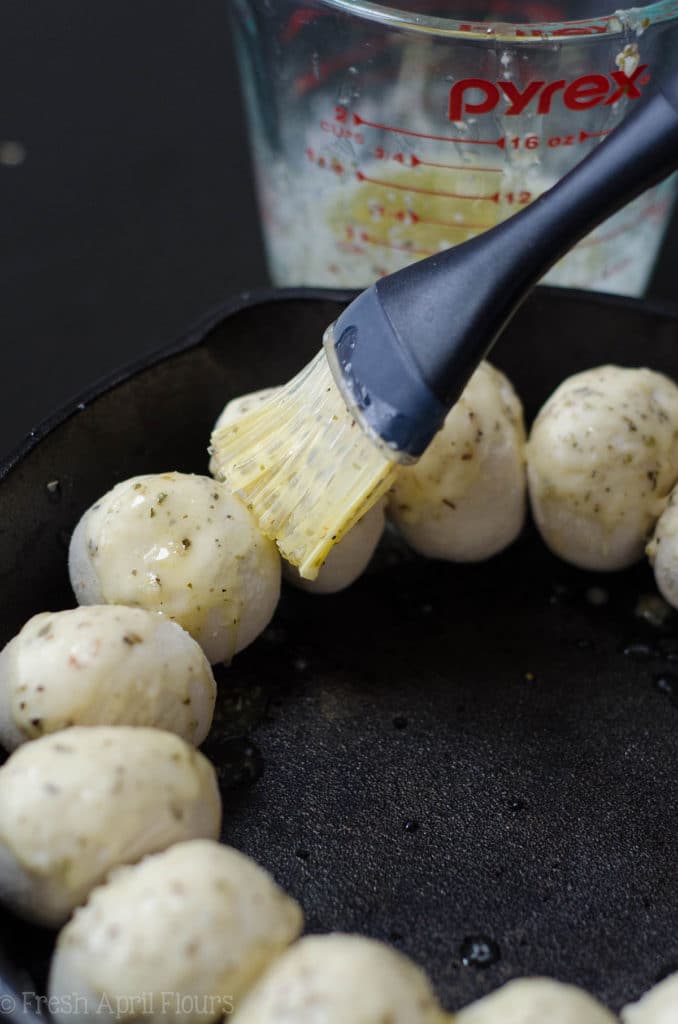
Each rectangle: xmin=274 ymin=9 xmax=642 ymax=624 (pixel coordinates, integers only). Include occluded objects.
xmin=0 ymin=286 xmax=676 ymax=1020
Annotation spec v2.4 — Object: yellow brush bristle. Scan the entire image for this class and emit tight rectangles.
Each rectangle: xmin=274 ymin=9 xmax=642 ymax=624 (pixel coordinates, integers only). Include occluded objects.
xmin=210 ymin=350 xmax=397 ymax=579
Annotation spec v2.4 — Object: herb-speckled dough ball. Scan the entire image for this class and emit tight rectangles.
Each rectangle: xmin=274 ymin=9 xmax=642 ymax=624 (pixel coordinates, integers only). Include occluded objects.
xmin=622 ymin=972 xmax=678 ymax=1024
xmin=647 ymin=492 xmax=678 ymax=609
xmin=69 ymin=473 xmax=281 ymax=663
xmin=527 ymin=367 xmax=678 ymax=571
xmin=48 ymin=840 xmax=303 ymax=1024
xmin=209 ymin=388 xmax=278 ymax=478
xmin=213 ymin=392 xmax=385 ymax=593
xmin=388 ymin=362 xmax=526 ymax=562
xmin=0 ymin=606 xmax=216 ymax=751
xmin=0 ymin=726 xmax=221 ymax=926
xmin=230 ymin=934 xmax=444 ymax=1024
xmin=456 ymin=978 xmax=617 ymax=1023
xmin=282 ymin=499 xmax=385 ymax=594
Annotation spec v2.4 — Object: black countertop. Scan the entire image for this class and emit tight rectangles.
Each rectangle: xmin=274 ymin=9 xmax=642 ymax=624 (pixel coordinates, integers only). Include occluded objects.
xmin=2 ymin=0 xmax=678 ymax=462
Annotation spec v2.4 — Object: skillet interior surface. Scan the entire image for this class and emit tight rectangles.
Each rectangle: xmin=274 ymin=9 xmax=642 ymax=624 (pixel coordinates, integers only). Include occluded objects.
xmin=0 ymin=286 xmax=676 ymax=1017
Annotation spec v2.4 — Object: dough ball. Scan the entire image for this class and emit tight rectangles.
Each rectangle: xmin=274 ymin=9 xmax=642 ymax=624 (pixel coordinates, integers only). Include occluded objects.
xmin=0 ymin=726 xmax=221 ymax=926
xmin=647 ymin=491 xmax=678 ymax=609
xmin=69 ymin=473 xmax=281 ymax=663
xmin=209 ymin=388 xmax=278 ymax=477
xmin=456 ymin=977 xmax=617 ymax=1023
xmin=48 ymin=839 xmax=303 ymax=1024
xmin=213 ymin=389 xmax=385 ymax=593
xmin=282 ymin=499 xmax=385 ymax=594
xmin=388 ymin=362 xmax=526 ymax=561
xmin=527 ymin=366 xmax=678 ymax=571
xmin=230 ymin=933 xmax=444 ymax=1024
xmin=0 ymin=606 xmax=216 ymax=750
xmin=622 ymin=972 xmax=678 ymax=1024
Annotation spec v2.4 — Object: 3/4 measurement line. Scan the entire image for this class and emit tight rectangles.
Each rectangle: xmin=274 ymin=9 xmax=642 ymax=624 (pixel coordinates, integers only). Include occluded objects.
xmin=410 ymin=154 xmax=500 ymax=174
xmin=356 ymin=170 xmax=499 ymax=202
xmin=359 ymin=231 xmax=435 ymax=257
xmin=353 ymin=112 xmax=506 ymax=147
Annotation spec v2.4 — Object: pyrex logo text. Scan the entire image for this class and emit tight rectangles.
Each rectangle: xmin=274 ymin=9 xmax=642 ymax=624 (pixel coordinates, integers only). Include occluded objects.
xmin=448 ymin=66 xmax=649 ymax=120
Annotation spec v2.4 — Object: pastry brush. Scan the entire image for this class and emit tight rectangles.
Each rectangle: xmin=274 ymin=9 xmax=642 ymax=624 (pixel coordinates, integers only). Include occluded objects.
xmin=211 ymin=70 xmax=678 ymax=579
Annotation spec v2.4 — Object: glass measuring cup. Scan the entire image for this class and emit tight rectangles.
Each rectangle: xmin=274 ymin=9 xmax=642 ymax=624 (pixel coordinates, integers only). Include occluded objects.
xmin=230 ymin=0 xmax=678 ymax=296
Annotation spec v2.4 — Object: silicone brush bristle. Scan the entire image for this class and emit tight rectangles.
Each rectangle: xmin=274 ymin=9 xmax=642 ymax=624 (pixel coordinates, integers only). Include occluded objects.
xmin=210 ymin=350 xmax=397 ymax=579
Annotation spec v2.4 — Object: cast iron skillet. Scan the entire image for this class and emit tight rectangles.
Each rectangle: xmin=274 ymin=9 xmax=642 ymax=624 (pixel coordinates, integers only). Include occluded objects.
xmin=0 ymin=286 xmax=677 ymax=1020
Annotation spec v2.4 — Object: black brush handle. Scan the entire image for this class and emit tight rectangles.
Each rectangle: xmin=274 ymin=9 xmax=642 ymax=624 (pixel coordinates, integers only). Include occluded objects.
xmin=378 ymin=72 xmax=678 ymax=404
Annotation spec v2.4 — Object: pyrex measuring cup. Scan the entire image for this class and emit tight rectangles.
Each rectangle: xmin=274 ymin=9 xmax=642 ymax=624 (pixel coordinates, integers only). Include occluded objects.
xmin=229 ymin=0 xmax=678 ymax=295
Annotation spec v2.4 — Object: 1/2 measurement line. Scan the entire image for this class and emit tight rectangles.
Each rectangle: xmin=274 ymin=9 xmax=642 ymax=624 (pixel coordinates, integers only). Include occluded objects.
xmin=353 ymin=112 xmax=506 ymax=148
xmin=368 ymin=208 xmax=493 ymax=231
xmin=356 ymin=170 xmax=499 ymax=202
xmin=396 ymin=211 xmax=494 ymax=230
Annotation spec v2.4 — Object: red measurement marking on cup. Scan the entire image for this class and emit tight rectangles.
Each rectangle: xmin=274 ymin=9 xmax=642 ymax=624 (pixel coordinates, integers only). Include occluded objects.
xmin=352 ymin=112 xmax=506 ymax=148
xmin=372 ymin=148 xmax=499 ymax=173
xmin=409 ymin=154 xmax=500 ymax=174
xmin=356 ymin=170 xmax=500 ymax=202
xmin=336 ymin=240 xmax=367 ymax=256
xmin=305 ymin=148 xmax=345 ymax=174
xmin=402 ymin=211 xmax=498 ymax=231
xmin=362 ymin=207 xmax=496 ymax=231
xmin=579 ymin=128 xmax=612 ymax=142
xmin=579 ymin=200 xmax=669 ymax=248
xmin=358 ymin=231 xmax=436 ymax=257
xmin=282 ymin=8 xmax=338 ymax=43
xmin=599 ymin=255 xmax=633 ymax=280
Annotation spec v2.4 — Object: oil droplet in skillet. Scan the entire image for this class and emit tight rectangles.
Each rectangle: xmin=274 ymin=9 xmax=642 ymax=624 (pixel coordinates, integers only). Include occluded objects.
xmin=654 ymin=674 xmax=677 ymax=703
xmin=460 ymin=935 xmax=500 ymax=968
xmin=295 ymin=848 xmax=310 ymax=862
xmin=393 ymin=716 xmax=408 ymax=730
xmin=635 ymin=593 xmax=672 ymax=628
xmin=586 ymin=586 xmax=608 ymax=607
xmin=403 ymin=819 xmax=419 ymax=833
xmin=46 ymin=479 xmax=62 ymax=503
xmin=622 ymin=641 xmax=659 ymax=660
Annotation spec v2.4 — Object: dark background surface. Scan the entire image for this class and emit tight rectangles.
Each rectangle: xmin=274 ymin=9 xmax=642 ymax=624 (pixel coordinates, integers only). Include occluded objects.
xmin=1 ymin=1 xmax=267 ymax=461
xmin=2 ymin=1 xmax=678 ymax=465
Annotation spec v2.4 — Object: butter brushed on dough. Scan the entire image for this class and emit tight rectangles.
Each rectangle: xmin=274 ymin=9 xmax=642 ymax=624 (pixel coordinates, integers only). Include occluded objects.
xmin=69 ymin=472 xmax=280 ymax=663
